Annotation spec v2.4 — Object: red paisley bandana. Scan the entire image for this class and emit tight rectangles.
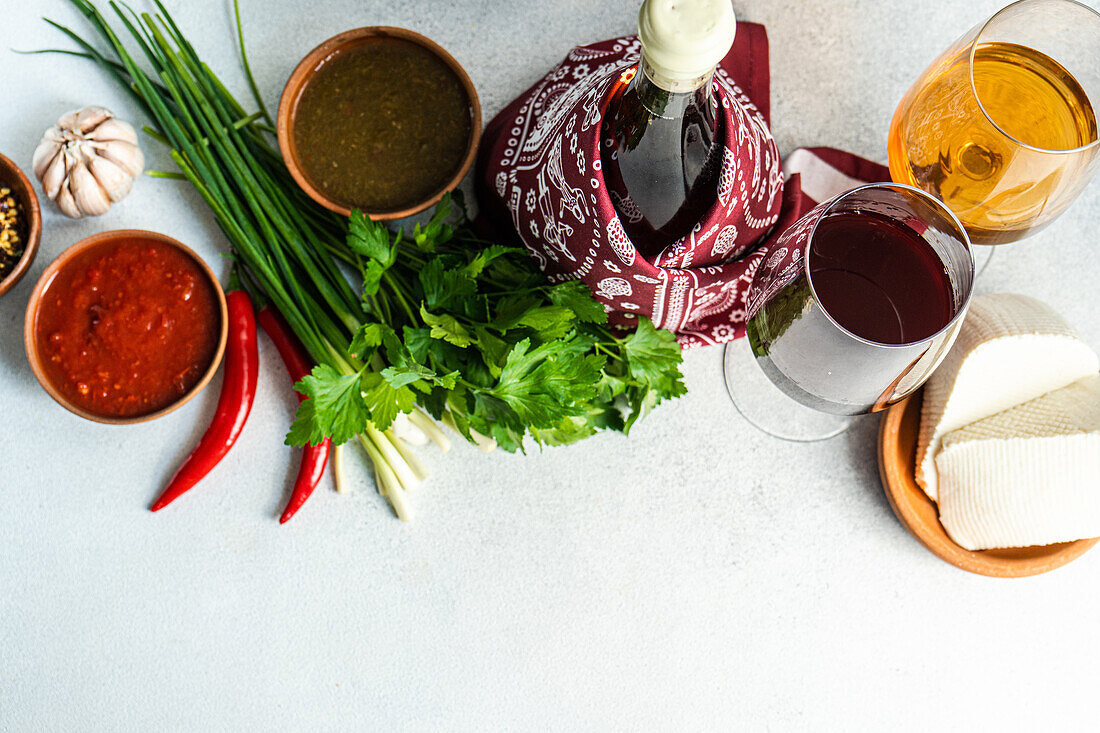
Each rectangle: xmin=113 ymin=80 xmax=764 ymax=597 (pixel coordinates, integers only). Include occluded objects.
xmin=476 ymin=23 xmax=889 ymax=347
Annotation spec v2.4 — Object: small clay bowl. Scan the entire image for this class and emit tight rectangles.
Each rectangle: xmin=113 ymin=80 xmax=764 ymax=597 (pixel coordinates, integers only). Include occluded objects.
xmin=877 ymin=390 xmax=1099 ymax=577
xmin=0 ymin=151 xmax=42 ymax=298
xmin=23 ymin=230 xmax=228 ymax=425
xmin=277 ymin=26 xmax=482 ymax=220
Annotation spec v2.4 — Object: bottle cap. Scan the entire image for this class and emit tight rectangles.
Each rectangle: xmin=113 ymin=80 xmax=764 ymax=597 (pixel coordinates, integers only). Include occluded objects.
xmin=638 ymin=0 xmax=736 ymax=83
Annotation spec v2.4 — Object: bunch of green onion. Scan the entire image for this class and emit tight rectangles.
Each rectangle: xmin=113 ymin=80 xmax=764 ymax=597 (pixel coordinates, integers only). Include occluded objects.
xmin=43 ymin=0 xmax=446 ymax=515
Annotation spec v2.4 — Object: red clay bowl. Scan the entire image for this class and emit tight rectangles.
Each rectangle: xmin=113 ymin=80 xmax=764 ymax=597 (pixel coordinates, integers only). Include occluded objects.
xmin=23 ymin=229 xmax=228 ymax=425
xmin=877 ymin=390 xmax=1098 ymax=577
xmin=277 ymin=25 xmax=482 ymax=220
xmin=0 ymin=151 xmax=43 ymax=298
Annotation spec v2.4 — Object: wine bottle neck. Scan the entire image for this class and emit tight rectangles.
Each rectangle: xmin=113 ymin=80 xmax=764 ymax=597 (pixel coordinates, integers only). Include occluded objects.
xmin=628 ymin=57 xmax=715 ymax=119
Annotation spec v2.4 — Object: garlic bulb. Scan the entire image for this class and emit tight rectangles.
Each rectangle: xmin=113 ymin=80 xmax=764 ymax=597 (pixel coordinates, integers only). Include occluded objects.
xmin=32 ymin=106 xmax=144 ymax=219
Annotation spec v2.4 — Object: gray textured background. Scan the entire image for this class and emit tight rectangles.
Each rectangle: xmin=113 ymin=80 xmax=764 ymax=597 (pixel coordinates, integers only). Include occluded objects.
xmin=2 ymin=0 xmax=1099 ymax=729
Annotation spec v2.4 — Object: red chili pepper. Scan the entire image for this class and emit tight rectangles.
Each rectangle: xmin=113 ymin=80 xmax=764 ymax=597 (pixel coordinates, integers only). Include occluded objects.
xmin=150 ymin=289 xmax=259 ymax=512
xmin=257 ymin=306 xmax=332 ymax=524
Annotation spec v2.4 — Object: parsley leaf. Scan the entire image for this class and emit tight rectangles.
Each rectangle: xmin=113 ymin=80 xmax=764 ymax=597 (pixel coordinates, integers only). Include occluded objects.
xmin=548 ymin=280 xmax=609 ymax=324
xmin=403 ymin=326 xmax=434 ymax=362
xmin=347 ymin=210 xmax=392 ymax=261
xmin=421 ymin=306 xmax=473 ymax=347
xmin=490 ymin=337 xmax=604 ymax=428
xmin=465 ymin=245 xmax=516 ymax=279
xmin=623 ymin=385 xmax=661 ymax=434
xmin=381 ymin=363 xmax=459 ymax=390
xmin=491 ymin=293 xmax=541 ymax=332
xmin=516 ymin=305 xmax=575 ymax=340
xmin=287 ymin=365 xmax=371 ymax=446
xmin=623 ymin=317 xmax=686 ymax=397
xmin=349 ymin=211 xmax=398 ymax=298
xmin=473 ymin=326 xmax=510 ymax=377
xmin=349 ymin=322 xmax=385 ymax=360
xmin=412 ymin=194 xmax=455 ymax=252
xmin=361 ymin=372 xmax=416 ymax=431
xmin=419 ymin=258 xmax=477 ymax=311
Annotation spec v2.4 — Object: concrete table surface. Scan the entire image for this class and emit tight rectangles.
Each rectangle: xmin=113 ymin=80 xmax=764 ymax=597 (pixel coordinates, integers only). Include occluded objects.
xmin=2 ymin=0 xmax=1099 ymax=729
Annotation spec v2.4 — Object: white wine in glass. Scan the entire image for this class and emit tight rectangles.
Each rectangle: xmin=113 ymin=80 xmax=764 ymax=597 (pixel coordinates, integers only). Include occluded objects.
xmin=888 ymin=0 xmax=1100 ymax=244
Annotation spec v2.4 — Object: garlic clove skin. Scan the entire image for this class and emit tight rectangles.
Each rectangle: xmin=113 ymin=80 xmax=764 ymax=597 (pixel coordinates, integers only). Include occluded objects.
xmin=32 ymin=137 xmax=62 ymax=182
xmin=55 ymin=110 xmax=79 ymax=134
xmin=87 ymin=118 xmax=139 ymax=146
xmin=34 ymin=105 xmax=143 ymax=218
xmin=89 ymin=156 xmax=134 ymax=203
xmin=55 ymin=180 xmax=83 ymax=219
xmin=40 ymin=149 xmax=69 ymax=201
xmin=32 ymin=127 xmax=66 ymax=179
xmin=74 ymin=105 xmax=113 ymax=134
xmin=96 ymin=140 xmax=144 ymax=179
xmin=68 ymin=160 xmax=112 ymax=217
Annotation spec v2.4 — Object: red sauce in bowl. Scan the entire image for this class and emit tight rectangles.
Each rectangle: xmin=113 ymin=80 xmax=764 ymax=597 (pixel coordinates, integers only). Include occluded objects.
xmin=34 ymin=236 xmax=222 ymax=419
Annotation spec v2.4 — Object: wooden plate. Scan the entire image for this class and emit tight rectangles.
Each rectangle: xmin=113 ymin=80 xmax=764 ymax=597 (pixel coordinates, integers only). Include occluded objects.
xmin=877 ymin=391 xmax=1099 ymax=577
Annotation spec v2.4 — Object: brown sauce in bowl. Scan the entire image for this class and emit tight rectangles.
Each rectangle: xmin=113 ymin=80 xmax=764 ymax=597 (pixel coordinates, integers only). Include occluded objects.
xmin=292 ymin=36 xmax=473 ymax=214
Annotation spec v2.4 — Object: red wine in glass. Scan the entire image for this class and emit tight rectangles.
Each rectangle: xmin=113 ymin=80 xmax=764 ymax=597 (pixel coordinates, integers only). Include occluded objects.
xmin=739 ymin=183 xmax=974 ymax=421
xmin=809 ymin=211 xmax=955 ymax=346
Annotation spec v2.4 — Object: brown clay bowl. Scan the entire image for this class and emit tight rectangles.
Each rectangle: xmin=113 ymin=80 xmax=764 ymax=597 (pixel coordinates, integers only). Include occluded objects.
xmin=0 ymin=151 xmax=42 ymax=298
xmin=23 ymin=230 xmax=228 ymax=425
xmin=877 ymin=390 xmax=1099 ymax=577
xmin=277 ymin=26 xmax=482 ymax=220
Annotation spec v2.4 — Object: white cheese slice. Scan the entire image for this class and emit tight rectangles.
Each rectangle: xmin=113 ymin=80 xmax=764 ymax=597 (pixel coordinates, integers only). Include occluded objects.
xmin=916 ymin=293 xmax=1098 ymax=501
xmin=936 ymin=375 xmax=1100 ymax=551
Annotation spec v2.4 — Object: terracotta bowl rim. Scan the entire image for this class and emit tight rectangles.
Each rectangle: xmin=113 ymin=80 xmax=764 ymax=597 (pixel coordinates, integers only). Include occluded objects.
xmin=23 ymin=229 xmax=229 ymax=426
xmin=0 ymin=151 xmax=43 ymax=298
xmin=276 ymin=25 xmax=482 ymax=221
xmin=877 ymin=390 xmax=1099 ymax=578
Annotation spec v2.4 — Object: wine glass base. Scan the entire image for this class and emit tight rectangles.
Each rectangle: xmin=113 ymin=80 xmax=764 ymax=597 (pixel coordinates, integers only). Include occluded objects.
xmin=723 ymin=341 xmax=853 ymax=442
xmin=973 ymin=244 xmax=994 ymax=278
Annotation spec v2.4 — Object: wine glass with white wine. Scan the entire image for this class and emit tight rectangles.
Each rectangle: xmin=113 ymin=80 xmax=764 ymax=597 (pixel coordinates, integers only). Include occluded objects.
xmin=888 ymin=0 xmax=1100 ymax=245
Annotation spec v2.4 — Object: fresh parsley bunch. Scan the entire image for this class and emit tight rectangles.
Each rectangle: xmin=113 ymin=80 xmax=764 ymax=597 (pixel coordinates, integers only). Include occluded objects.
xmin=289 ymin=194 xmax=686 ymax=454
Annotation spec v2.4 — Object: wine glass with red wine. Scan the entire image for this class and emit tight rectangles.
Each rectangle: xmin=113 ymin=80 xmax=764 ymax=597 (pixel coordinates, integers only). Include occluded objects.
xmin=724 ymin=183 xmax=974 ymax=441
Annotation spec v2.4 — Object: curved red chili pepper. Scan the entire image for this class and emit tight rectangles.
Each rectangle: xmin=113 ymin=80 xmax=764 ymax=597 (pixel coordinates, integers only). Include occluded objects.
xmin=257 ymin=306 xmax=331 ymax=524
xmin=150 ymin=289 xmax=259 ymax=511
xmin=279 ymin=440 xmax=329 ymax=524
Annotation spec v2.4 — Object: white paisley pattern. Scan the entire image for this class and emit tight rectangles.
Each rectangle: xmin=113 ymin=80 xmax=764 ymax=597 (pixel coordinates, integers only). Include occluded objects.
xmin=595 ymin=277 xmax=632 ymax=299
xmin=606 ymin=217 xmax=635 ymax=266
xmin=710 ymin=224 xmax=739 ymax=257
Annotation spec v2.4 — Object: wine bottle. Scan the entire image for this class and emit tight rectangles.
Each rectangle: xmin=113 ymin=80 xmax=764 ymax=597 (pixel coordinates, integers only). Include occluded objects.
xmin=602 ymin=0 xmax=736 ymax=254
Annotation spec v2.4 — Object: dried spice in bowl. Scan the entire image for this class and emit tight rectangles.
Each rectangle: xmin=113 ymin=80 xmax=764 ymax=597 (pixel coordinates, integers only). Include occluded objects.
xmin=0 ymin=186 xmax=25 ymax=280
